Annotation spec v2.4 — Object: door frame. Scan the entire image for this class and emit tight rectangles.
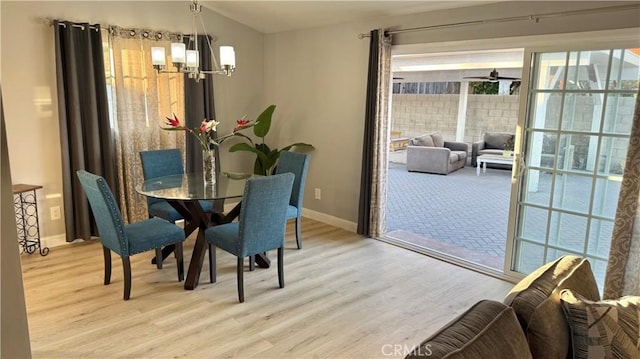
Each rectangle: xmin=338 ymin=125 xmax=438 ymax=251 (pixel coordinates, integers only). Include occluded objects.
xmin=389 ymin=27 xmax=639 ymax=283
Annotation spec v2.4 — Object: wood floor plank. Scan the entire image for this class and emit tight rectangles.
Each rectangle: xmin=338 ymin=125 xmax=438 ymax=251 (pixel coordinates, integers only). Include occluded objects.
xmin=21 ymin=218 xmax=513 ymax=358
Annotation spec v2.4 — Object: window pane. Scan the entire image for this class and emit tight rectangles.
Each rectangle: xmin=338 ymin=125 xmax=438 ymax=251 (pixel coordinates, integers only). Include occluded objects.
xmin=522 ymin=169 xmax=551 ymax=205
xmin=519 ymin=205 xmax=548 ymax=242
xmin=566 ymin=50 xmax=609 ymax=90
xmin=560 ymin=93 xmax=602 ymax=132
xmin=513 ymin=241 xmax=546 ymax=273
xmin=588 ymin=219 xmax=613 ymax=258
xmin=598 ymin=136 xmax=628 ymax=175
xmin=548 ymin=211 xmax=587 ymax=253
xmin=534 ymin=52 xmax=568 ymax=90
xmin=531 ymin=92 xmax=562 ymax=130
xmin=603 ymin=93 xmax=636 ymax=134
xmin=608 ymin=49 xmax=640 ymax=91
xmin=557 ymin=134 xmax=597 ymax=173
xmin=552 ymin=174 xmax=592 ymax=214
xmin=592 ymin=178 xmax=621 ymax=218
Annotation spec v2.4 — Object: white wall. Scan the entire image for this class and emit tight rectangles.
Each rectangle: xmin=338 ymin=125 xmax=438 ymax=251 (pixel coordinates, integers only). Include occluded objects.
xmin=265 ymin=1 xmax=640 ymax=225
xmin=1 ymin=1 xmax=264 ymax=243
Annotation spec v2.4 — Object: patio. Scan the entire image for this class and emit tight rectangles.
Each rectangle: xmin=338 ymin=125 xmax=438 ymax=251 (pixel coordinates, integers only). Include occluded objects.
xmin=385 ymin=153 xmax=511 ymax=270
xmin=385 ymin=150 xmax=614 ymax=283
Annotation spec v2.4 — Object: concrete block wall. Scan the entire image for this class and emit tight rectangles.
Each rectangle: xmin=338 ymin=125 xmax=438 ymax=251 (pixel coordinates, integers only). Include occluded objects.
xmin=391 ymin=94 xmax=519 ymax=144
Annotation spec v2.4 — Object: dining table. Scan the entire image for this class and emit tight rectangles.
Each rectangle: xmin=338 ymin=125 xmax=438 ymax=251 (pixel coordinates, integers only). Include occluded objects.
xmin=136 ymin=172 xmax=269 ymax=290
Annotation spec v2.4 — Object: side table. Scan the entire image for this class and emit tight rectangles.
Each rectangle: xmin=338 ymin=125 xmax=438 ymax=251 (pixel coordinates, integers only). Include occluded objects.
xmin=12 ymin=184 xmax=49 ymax=256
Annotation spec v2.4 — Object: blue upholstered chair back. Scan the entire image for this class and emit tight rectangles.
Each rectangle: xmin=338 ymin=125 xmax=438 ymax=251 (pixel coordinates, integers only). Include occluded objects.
xmin=76 ymin=170 xmax=129 ymax=257
xmin=237 ymin=173 xmax=294 ymax=257
xmin=275 ymin=151 xmax=310 ymax=209
xmin=139 ymin=149 xmax=184 ymax=207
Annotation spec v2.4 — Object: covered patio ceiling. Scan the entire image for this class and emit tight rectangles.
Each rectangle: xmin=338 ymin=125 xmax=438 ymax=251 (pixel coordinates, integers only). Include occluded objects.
xmin=391 ymin=48 xmax=524 ymax=83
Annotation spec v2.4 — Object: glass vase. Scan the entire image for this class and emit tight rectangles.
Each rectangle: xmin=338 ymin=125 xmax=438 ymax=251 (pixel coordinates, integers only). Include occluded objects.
xmin=202 ymin=149 xmax=216 ymax=187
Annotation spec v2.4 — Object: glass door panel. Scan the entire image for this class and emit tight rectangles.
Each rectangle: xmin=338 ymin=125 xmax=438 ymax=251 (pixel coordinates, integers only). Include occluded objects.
xmin=511 ymin=47 xmax=638 ymax=288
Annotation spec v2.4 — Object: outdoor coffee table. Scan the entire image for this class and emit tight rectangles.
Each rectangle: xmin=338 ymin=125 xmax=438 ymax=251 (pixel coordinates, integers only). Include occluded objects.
xmin=476 ymin=154 xmax=514 ymax=176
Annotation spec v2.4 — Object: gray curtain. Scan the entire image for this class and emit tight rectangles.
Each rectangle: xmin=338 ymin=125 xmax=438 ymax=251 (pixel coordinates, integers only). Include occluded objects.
xmin=184 ymin=34 xmax=223 ymax=211
xmin=54 ymin=21 xmax=118 ymax=242
xmin=604 ymin=87 xmax=640 ymax=299
xmin=357 ymin=29 xmax=392 ymax=237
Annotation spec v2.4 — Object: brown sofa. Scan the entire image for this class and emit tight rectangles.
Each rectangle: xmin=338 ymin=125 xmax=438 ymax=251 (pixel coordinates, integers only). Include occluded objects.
xmin=406 ymin=132 xmax=468 ymax=175
xmin=406 ymin=256 xmax=640 ymax=359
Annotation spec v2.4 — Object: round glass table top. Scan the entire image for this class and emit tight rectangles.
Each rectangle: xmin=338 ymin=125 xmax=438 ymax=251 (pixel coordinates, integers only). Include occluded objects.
xmin=136 ymin=172 xmax=253 ymax=201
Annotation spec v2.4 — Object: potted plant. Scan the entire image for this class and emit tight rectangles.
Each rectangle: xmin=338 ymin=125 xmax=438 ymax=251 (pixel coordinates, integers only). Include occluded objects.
xmin=229 ymin=105 xmax=314 ymax=175
xmin=503 ymin=136 xmax=515 ymax=157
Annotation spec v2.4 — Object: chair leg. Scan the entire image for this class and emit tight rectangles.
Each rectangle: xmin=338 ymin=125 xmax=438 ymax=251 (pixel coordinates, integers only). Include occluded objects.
xmin=295 ymin=216 xmax=303 ymax=249
xmin=237 ymin=257 xmax=244 ymax=303
xmin=122 ymin=257 xmax=132 ymax=300
xmin=209 ymin=243 xmax=217 ymax=284
xmin=278 ymin=247 xmax=285 ymax=288
xmin=103 ymin=246 xmax=111 ymax=285
xmin=175 ymin=242 xmax=184 ymax=282
xmin=249 ymin=255 xmax=255 ymax=271
xmin=155 ymin=248 xmax=163 ymax=269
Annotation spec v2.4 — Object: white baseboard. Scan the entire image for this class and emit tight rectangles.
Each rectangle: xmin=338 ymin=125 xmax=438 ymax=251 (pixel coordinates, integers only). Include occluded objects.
xmin=301 ymin=208 xmax=357 ymax=233
xmin=42 ymin=205 xmax=356 ymax=248
xmin=40 ymin=234 xmax=70 ymax=248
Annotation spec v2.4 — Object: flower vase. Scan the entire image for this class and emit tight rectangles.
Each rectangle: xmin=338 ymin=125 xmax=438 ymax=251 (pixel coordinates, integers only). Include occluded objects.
xmin=202 ymin=149 xmax=216 ymax=187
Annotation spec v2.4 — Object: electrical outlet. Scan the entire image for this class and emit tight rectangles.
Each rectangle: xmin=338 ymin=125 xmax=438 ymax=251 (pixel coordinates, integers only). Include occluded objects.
xmin=314 ymin=188 xmax=321 ymax=200
xmin=50 ymin=206 xmax=61 ymax=220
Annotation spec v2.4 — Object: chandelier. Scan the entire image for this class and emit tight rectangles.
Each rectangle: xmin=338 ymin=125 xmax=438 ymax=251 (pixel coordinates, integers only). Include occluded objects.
xmin=151 ymin=0 xmax=235 ymax=81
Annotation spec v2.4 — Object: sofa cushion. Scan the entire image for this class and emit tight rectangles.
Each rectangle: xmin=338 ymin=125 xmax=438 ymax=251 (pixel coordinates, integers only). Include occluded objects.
xmin=413 ymin=134 xmax=434 ymax=147
xmin=406 ymin=300 xmax=532 ymax=359
xmin=484 ymin=132 xmax=513 ymax=149
xmin=504 ymin=256 xmax=601 ymax=359
xmin=478 ymin=149 xmax=505 ymax=156
xmin=452 ymin=151 xmax=467 ymax=162
xmin=449 ymin=153 xmax=459 ymax=164
xmin=560 ymin=290 xmax=640 ymax=359
xmin=431 ymin=132 xmax=444 ymax=148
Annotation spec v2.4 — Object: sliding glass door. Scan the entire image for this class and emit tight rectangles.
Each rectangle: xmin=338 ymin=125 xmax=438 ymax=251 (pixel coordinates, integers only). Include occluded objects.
xmin=510 ymin=47 xmax=639 ymax=287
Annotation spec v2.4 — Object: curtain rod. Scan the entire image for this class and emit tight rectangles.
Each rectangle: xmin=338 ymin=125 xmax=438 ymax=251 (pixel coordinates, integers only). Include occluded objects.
xmin=357 ymin=4 xmax=640 ymax=39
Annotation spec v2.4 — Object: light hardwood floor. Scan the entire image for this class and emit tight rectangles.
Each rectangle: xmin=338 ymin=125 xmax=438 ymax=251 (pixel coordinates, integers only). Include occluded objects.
xmin=21 ymin=218 xmax=513 ymax=358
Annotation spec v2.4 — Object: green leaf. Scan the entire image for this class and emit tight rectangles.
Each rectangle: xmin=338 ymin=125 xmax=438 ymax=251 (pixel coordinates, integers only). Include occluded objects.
xmin=229 ymin=142 xmax=260 ymax=154
xmin=253 ymin=105 xmax=276 ymax=139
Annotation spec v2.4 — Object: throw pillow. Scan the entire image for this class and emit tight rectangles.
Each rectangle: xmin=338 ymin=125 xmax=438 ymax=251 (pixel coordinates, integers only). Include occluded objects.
xmin=430 ymin=132 xmax=444 ymax=148
xmin=405 ymin=300 xmax=532 ymax=359
xmin=413 ymin=134 xmax=434 ymax=147
xmin=503 ymin=255 xmax=601 ymax=359
xmin=560 ymin=290 xmax=640 ymax=359
xmin=484 ymin=132 xmax=513 ymax=150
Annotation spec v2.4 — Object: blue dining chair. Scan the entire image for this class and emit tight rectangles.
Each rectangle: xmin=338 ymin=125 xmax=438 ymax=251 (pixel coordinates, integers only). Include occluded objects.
xmin=76 ymin=170 xmax=186 ymax=300
xmin=139 ymin=149 xmax=213 ymax=223
xmin=205 ymin=173 xmax=294 ymax=303
xmin=275 ymin=151 xmax=310 ymax=249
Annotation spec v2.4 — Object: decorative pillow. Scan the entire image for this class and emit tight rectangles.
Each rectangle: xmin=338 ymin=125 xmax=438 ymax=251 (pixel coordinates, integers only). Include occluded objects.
xmin=560 ymin=290 xmax=640 ymax=359
xmin=430 ymin=132 xmax=444 ymax=148
xmin=504 ymin=255 xmax=601 ymax=359
xmin=484 ymin=132 xmax=513 ymax=150
xmin=406 ymin=300 xmax=532 ymax=359
xmin=412 ymin=134 xmax=434 ymax=147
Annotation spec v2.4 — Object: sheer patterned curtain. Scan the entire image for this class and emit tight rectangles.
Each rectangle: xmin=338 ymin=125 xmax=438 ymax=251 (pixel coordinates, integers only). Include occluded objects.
xmin=106 ymin=28 xmax=185 ymax=223
xmin=357 ymin=29 xmax=392 ymax=237
xmin=604 ymin=88 xmax=640 ymax=298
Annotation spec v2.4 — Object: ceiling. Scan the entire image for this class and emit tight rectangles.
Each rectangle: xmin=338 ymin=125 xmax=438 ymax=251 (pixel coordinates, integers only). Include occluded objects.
xmin=201 ymin=1 xmax=496 ymax=34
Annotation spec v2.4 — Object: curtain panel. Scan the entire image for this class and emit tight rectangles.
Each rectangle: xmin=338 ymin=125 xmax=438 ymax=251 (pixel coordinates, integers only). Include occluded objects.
xmin=604 ymin=88 xmax=640 ymax=299
xmin=54 ymin=21 xmax=117 ymax=242
xmin=183 ymin=35 xmax=223 ymax=212
xmin=106 ymin=28 xmax=185 ymax=224
xmin=357 ymin=29 xmax=392 ymax=237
